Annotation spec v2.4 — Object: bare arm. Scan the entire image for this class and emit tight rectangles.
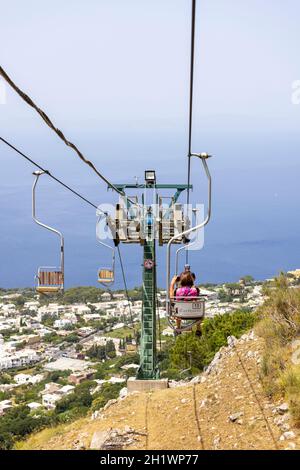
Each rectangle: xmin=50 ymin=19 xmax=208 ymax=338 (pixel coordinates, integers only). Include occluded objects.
xmin=169 ymin=276 xmax=179 ymax=299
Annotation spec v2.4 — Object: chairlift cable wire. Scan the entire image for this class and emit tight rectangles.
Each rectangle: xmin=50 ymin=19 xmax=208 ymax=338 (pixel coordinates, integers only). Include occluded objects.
xmin=116 ymin=245 xmax=134 ymax=326
xmin=156 ymin=293 xmax=162 ymax=352
xmin=0 ymin=136 xmax=102 ymax=212
xmin=186 ymin=0 xmax=197 ymax=264
xmin=1 ymin=136 xmax=134 ymax=309
xmin=0 ymin=65 xmax=137 ymax=207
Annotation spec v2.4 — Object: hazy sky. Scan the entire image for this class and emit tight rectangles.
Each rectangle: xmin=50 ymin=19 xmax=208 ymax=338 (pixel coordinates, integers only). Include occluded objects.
xmin=1 ymin=0 xmax=300 ymax=131
xmin=1 ymin=1 xmax=300 ymax=287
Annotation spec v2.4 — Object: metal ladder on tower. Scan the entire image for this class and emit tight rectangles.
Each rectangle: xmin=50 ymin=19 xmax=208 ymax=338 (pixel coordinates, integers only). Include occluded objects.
xmin=138 ymin=237 xmax=158 ymax=379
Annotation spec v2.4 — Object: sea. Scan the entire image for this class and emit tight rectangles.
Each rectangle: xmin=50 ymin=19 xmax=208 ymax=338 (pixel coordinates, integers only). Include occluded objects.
xmin=1 ymin=129 xmax=300 ymax=290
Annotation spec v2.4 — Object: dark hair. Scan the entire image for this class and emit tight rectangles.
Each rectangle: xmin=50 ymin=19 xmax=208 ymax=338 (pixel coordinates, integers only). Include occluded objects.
xmin=180 ymin=271 xmax=196 ymax=280
xmin=180 ymin=272 xmax=194 ymax=287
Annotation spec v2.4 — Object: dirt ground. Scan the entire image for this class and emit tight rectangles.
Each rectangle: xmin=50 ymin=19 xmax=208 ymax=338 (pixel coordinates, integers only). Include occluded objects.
xmin=18 ymin=334 xmax=300 ymax=451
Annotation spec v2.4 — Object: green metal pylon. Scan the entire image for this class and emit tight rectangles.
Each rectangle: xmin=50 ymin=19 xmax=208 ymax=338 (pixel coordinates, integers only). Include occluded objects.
xmin=137 ymin=221 xmax=159 ymax=379
xmin=112 ymin=178 xmax=192 ymax=380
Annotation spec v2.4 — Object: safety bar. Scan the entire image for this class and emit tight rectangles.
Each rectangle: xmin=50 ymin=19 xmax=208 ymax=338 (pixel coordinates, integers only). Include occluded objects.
xmin=32 ymin=171 xmax=64 ymax=285
xmin=169 ymin=295 xmax=207 ymax=301
xmin=166 ymin=153 xmax=212 ymax=315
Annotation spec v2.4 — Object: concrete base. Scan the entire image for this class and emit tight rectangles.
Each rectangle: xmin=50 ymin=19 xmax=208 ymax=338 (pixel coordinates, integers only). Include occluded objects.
xmin=127 ymin=377 xmax=169 ymax=393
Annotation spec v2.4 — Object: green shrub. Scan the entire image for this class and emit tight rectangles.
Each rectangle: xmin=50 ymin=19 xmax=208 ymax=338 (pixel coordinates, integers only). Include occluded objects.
xmin=166 ymin=310 xmax=256 ymax=373
xmin=91 ymin=383 xmax=123 ymax=412
xmin=0 ymin=406 xmax=52 ymax=450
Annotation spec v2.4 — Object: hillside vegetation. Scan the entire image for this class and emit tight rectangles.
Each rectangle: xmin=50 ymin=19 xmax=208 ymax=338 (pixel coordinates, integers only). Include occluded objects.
xmin=256 ymin=275 xmax=300 ymax=424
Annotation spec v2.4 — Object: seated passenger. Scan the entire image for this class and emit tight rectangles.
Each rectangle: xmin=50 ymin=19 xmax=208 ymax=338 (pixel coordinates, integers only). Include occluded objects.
xmin=170 ymin=271 xmax=202 ymax=337
xmin=175 ymin=272 xmax=199 ymax=300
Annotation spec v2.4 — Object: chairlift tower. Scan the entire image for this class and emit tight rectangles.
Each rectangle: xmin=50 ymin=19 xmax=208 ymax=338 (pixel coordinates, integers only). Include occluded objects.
xmin=109 ymin=171 xmax=192 ymax=380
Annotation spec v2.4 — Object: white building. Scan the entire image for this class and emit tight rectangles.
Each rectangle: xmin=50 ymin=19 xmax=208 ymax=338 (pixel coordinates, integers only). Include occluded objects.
xmin=54 ymin=319 xmax=73 ymax=329
xmin=113 ymin=293 xmax=126 ymax=300
xmin=27 ymin=402 xmax=42 ymax=410
xmin=24 ymin=301 xmax=40 ymax=309
xmin=112 ymin=322 xmax=125 ymax=330
xmin=37 ymin=306 xmax=58 ymax=322
xmin=14 ymin=373 xmax=44 ymax=386
xmin=100 ymin=293 xmax=112 ymax=301
xmin=83 ymin=314 xmax=102 ymax=322
xmin=37 ymin=327 xmax=54 ymax=337
xmin=0 ymin=399 xmax=13 ymax=415
xmin=62 ymin=313 xmax=78 ymax=324
xmin=37 ymin=303 xmax=68 ymax=320
xmin=71 ymin=305 xmax=91 ymax=315
xmin=14 ymin=373 xmax=32 ymax=385
xmin=0 ymin=304 xmax=18 ymax=317
xmin=121 ymin=363 xmax=139 ymax=371
xmin=108 ymin=377 xmax=126 ymax=384
xmin=42 ymin=384 xmax=75 ymax=409
xmin=0 ymin=348 xmax=41 ymax=370
xmin=0 ymin=319 xmax=16 ymax=330
xmin=42 ymin=393 xmax=61 ymax=410
xmin=200 ymin=288 xmax=218 ymax=300
xmin=56 ymin=385 xmax=75 ymax=395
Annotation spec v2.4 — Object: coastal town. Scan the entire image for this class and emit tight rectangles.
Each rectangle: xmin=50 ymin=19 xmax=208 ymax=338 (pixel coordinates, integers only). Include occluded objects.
xmin=0 ymin=276 xmax=271 ymax=417
xmin=1 ymin=269 xmax=300 ymax=450
xmin=2 ymin=268 xmax=300 ymax=419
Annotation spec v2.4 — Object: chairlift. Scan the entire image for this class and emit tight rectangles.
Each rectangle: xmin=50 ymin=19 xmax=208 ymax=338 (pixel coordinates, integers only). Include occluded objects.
xmin=96 ymin=215 xmax=115 ymax=286
xmin=166 ymin=153 xmax=212 ymax=333
xmin=32 ymin=171 xmax=64 ymax=294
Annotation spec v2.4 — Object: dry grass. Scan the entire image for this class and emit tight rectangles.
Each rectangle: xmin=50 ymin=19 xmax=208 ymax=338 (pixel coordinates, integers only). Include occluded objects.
xmin=16 ymin=337 xmax=291 ymax=450
xmin=15 ymin=418 xmax=88 ymax=450
xmin=279 ymin=366 xmax=300 ymax=426
xmin=256 ymin=275 xmax=300 ymax=424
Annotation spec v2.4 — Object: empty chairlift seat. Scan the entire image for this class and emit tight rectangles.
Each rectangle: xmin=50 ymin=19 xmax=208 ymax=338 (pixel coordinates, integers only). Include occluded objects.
xmin=36 ymin=267 xmax=64 ymax=294
xmin=98 ymin=269 xmax=114 ymax=284
xmin=32 ymin=171 xmax=65 ymax=295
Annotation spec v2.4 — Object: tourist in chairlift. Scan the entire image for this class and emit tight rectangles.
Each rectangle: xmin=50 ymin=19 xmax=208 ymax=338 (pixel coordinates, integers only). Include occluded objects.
xmin=169 ymin=270 xmax=202 ymax=337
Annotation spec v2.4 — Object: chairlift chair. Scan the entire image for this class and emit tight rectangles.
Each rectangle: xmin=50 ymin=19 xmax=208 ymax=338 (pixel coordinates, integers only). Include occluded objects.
xmin=166 ymin=153 xmax=212 ymax=334
xmin=98 ymin=266 xmax=115 ymax=285
xmin=32 ymin=171 xmax=64 ymax=294
xmin=96 ymin=215 xmax=115 ymax=286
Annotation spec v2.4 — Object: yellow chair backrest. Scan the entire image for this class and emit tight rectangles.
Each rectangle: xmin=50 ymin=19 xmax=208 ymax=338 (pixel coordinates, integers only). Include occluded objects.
xmin=98 ymin=269 xmax=114 ymax=283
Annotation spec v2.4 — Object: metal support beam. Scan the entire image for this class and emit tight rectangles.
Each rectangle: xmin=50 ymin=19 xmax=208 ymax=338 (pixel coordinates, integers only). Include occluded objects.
xmin=112 ymin=183 xmax=193 ymax=191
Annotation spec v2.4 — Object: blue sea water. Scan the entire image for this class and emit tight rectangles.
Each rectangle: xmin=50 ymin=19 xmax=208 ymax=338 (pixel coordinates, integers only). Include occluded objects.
xmin=1 ymin=129 xmax=300 ymax=290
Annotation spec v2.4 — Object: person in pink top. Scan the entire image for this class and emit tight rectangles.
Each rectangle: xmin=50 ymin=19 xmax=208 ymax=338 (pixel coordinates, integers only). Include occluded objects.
xmin=170 ymin=271 xmax=202 ymax=337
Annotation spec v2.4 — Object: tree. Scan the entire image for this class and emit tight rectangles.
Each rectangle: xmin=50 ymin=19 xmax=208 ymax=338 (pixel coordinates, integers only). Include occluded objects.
xmin=106 ymin=340 xmax=116 ymax=359
xmin=87 ymin=344 xmax=106 ymax=361
xmin=218 ymin=289 xmax=233 ymax=302
xmin=241 ymin=275 xmax=255 ymax=285
xmin=55 ymin=384 xmax=93 ymax=414
xmin=65 ymin=333 xmax=79 ymax=343
xmin=0 ymin=432 xmax=13 ymax=450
